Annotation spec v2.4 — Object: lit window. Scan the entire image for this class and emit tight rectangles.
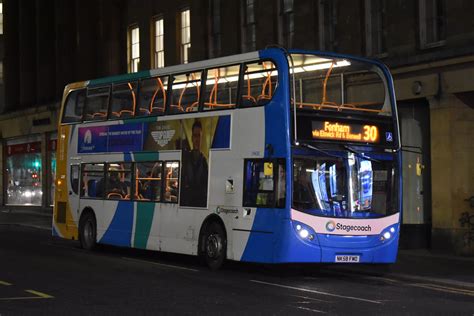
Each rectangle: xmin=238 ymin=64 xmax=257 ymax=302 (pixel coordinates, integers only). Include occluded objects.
xmin=0 ymin=2 xmax=3 ymax=35
xmin=365 ymin=0 xmax=387 ymax=56
xmin=153 ymin=17 xmax=165 ymax=68
xmin=241 ymin=0 xmax=256 ymax=52
xmin=180 ymin=9 xmax=191 ymax=64
xmin=129 ymin=25 xmax=140 ymax=73
xmin=419 ymin=0 xmax=446 ymax=48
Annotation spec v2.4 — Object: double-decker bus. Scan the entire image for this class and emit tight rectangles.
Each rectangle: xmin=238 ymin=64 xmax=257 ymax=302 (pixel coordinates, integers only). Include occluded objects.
xmin=53 ymin=48 xmax=401 ymax=269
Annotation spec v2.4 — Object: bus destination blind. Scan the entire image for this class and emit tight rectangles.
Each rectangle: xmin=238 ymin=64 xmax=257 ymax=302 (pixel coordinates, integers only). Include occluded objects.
xmin=311 ymin=120 xmax=380 ymax=144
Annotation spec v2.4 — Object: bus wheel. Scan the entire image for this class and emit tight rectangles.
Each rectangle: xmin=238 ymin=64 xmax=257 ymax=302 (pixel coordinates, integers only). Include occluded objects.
xmin=202 ymin=222 xmax=226 ymax=270
xmin=79 ymin=212 xmax=97 ymax=250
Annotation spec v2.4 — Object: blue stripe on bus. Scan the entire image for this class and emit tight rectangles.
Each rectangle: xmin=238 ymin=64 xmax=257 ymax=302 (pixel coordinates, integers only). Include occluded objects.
xmin=211 ymin=115 xmax=231 ymax=149
xmin=241 ymin=49 xmax=293 ymax=263
xmin=99 ymin=201 xmax=134 ymax=247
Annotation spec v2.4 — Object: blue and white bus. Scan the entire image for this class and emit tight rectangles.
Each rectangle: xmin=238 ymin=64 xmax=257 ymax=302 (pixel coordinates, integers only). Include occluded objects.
xmin=54 ymin=48 xmax=401 ymax=269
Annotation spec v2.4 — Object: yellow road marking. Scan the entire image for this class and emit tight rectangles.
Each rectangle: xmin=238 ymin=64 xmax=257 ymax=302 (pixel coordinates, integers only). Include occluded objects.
xmin=0 ymin=280 xmax=12 ymax=286
xmin=0 ymin=289 xmax=54 ymax=301
xmin=24 ymin=290 xmax=54 ymax=299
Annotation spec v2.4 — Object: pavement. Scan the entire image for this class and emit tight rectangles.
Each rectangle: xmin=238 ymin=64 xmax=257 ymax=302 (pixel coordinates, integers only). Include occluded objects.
xmin=1 ymin=206 xmax=473 ymax=291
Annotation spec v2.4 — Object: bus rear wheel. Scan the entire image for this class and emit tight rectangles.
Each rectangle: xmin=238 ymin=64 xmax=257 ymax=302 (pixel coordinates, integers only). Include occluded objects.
xmin=79 ymin=211 xmax=97 ymax=250
xmin=202 ymin=222 xmax=226 ymax=270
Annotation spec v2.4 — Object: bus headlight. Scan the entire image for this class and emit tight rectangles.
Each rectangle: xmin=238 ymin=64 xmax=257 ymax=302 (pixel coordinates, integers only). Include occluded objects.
xmin=380 ymin=225 xmax=398 ymax=242
xmin=293 ymin=221 xmax=316 ymax=242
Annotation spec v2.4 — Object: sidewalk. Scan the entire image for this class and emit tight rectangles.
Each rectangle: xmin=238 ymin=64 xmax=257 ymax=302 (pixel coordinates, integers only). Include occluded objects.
xmin=0 ymin=206 xmax=52 ymax=231
xmin=1 ymin=207 xmax=473 ymax=290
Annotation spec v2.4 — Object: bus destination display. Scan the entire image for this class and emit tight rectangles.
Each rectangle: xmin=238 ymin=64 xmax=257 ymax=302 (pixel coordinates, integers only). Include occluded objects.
xmin=311 ymin=120 xmax=380 ymax=143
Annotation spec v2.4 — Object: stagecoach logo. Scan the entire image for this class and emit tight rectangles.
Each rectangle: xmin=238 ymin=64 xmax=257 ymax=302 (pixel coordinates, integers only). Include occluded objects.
xmin=325 ymin=220 xmax=372 ymax=233
xmin=326 ymin=220 xmax=336 ymax=232
xmin=151 ymin=128 xmax=175 ymax=147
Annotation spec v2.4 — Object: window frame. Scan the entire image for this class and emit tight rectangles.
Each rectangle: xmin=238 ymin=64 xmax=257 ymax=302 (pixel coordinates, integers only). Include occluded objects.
xmin=151 ymin=15 xmax=165 ymax=69
xmin=82 ymin=85 xmax=111 ymax=123
xmin=202 ymin=63 xmax=242 ymax=112
xmin=61 ymin=88 xmax=86 ymax=125
xmin=128 ymin=24 xmax=141 ymax=73
xmin=418 ymin=0 xmax=446 ymax=49
xmin=179 ymin=8 xmax=192 ymax=64
xmin=239 ymin=59 xmax=279 ymax=108
xmin=242 ymin=158 xmax=286 ymax=208
xmin=80 ymin=163 xmax=106 ymax=200
xmin=108 ymin=81 xmax=139 ymax=120
xmin=167 ymin=70 xmax=204 ymax=115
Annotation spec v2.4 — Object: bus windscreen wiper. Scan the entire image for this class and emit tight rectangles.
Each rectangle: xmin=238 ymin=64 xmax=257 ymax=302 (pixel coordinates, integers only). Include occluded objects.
xmin=343 ymin=145 xmax=380 ymax=163
xmin=297 ymin=142 xmax=347 ymax=160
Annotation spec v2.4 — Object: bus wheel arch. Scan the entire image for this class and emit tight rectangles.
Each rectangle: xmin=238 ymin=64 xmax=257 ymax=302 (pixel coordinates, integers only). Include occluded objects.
xmin=79 ymin=207 xmax=97 ymax=250
xmin=198 ymin=215 xmax=227 ymax=270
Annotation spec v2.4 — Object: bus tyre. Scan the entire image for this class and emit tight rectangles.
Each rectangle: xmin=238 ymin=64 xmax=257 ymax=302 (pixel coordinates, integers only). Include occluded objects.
xmin=79 ymin=212 xmax=97 ymax=250
xmin=202 ymin=222 xmax=226 ymax=270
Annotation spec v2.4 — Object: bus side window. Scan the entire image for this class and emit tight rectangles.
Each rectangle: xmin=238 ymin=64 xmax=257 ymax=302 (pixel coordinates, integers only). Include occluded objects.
xmin=137 ymin=77 xmax=168 ymax=116
xmin=62 ymin=89 xmax=85 ymax=123
xmin=83 ymin=86 xmax=110 ymax=121
xmin=81 ymin=163 xmax=105 ymax=198
xmin=104 ymin=163 xmax=132 ymax=200
xmin=110 ymin=82 xmax=137 ymax=119
xmin=135 ymin=162 xmax=162 ymax=202
xmin=203 ymin=65 xmax=239 ymax=111
xmin=169 ymin=71 xmax=201 ymax=114
xmin=243 ymin=159 xmax=285 ymax=208
xmin=163 ymin=161 xmax=179 ymax=203
xmin=240 ymin=61 xmax=278 ymax=107
xmin=70 ymin=165 xmax=80 ymax=195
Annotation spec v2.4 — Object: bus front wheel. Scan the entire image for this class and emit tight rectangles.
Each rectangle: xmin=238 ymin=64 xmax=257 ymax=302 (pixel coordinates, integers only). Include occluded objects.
xmin=79 ymin=211 xmax=97 ymax=250
xmin=202 ymin=222 xmax=226 ymax=270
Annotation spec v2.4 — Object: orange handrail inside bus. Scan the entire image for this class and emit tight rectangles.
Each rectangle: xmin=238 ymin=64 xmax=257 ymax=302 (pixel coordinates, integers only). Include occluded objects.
xmin=149 ymin=77 xmax=166 ymax=114
xmin=322 ymin=62 xmax=335 ymax=105
xmin=257 ymin=62 xmax=273 ymax=102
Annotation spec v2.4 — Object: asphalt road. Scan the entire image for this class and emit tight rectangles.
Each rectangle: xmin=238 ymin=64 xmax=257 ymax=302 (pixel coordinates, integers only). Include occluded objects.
xmin=0 ymin=225 xmax=473 ymax=315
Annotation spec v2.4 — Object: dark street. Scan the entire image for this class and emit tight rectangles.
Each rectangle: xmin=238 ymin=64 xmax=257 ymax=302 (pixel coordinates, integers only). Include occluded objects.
xmin=0 ymin=223 xmax=473 ymax=315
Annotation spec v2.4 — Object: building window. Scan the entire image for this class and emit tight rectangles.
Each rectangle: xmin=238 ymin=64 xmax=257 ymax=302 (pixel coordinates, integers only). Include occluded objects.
xmin=180 ymin=9 xmax=191 ymax=64
xmin=279 ymin=0 xmax=294 ymax=48
xmin=241 ymin=0 xmax=256 ymax=52
xmin=318 ymin=0 xmax=337 ymax=51
xmin=0 ymin=1 xmax=3 ymax=35
xmin=365 ymin=0 xmax=387 ymax=57
xmin=152 ymin=17 xmax=165 ymax=68
xmin=128 ymin=25 xmax=140 ymax=73
xmin=419 ymin=0 xmax=446 ymax=48
xmin=208 ymin=0 xmax=221 ymax=58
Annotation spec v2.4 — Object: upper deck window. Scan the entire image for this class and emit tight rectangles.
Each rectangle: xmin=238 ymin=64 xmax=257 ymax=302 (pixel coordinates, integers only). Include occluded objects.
xmin=289 ymin=54 xmax=391 ymax=116
xmin=62 ymin=89 xmax=86 ymax=124
xmin=110 ymin=82 xmax=138 ymax=119
xmin=241 ymin=61 xmax=278 ymax=107
xmin=83 ymin=86 xmax=110 ymax=121
xmin=169 ymin=71 xmax=201 ymax=114
xmin=137 ymin=76 xmax=168 ymax=116
xmin=203 ymin=65 xmax=239 ymax=111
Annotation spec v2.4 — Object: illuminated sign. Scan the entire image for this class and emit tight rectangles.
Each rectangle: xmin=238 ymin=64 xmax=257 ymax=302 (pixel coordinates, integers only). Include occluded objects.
xmin=311 ymin=121 xmax=380 ymax=143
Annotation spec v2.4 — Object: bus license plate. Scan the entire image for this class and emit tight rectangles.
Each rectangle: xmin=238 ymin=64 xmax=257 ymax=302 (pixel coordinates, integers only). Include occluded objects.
xmin=335 ymin=255 xmax=360 ymax=263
